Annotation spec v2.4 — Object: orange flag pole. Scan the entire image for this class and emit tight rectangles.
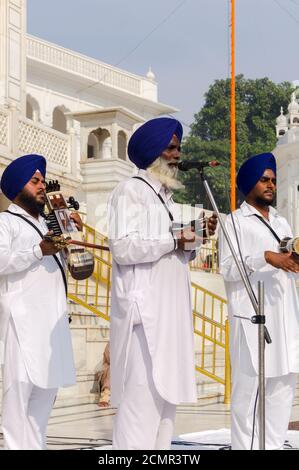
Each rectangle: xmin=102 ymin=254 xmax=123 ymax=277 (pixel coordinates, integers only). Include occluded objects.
xmin=230 ymin=0 xmax=236 ymax=211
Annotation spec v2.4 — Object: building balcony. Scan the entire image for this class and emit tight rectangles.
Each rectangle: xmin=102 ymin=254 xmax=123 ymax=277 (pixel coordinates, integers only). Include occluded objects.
xmin=26 ymin=34 xmax=158 ymax=101
xmin=0 ymin=106 xmax=74 ymax=180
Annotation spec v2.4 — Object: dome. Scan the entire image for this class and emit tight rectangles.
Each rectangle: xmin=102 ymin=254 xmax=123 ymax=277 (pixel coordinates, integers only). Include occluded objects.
xmin=276 ymin=107 xmax=288 ymax=125
xmin=146 ymin=66 xmax=156 ymax=81
xmin=288 ymin=92 xmax=299 ymax=113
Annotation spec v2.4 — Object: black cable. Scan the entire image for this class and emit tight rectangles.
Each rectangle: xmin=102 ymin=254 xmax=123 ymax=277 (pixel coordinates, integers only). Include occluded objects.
xmin=171 ymin=440 xmax=231 ymax=450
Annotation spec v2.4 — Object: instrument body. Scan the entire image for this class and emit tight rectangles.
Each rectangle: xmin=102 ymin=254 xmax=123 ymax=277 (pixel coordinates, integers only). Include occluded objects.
xmin=43 ymin=181 xmax=94 ymax=280
xmin=280 ymin=236 xmax=299 ymax=256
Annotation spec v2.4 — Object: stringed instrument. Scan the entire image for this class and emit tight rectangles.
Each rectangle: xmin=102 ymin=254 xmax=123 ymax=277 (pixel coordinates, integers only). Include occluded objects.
xmin=42 ymin=180 xmax=95 ymax=280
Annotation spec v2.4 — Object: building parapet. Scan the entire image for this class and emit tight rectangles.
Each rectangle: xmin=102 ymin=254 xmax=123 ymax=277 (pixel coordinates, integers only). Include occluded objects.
xmin=0 ymin=110 xmax=9 ymax=147
xmin=0 ymin=106 xmax=72 ymax=176
xmin=18 ymin=117 xmax=70 ymax=170
xmin=26 ymin=35 xmax=157 ymax=101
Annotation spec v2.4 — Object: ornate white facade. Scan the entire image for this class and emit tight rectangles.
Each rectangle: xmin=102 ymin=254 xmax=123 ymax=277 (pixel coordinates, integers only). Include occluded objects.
xmin=0 ymin=0 xmax=180 ymax=407
xmin=274 ymin=90 xmax=299 ymax=235
xmin=0 ymin=0 xmax=177 ymax=230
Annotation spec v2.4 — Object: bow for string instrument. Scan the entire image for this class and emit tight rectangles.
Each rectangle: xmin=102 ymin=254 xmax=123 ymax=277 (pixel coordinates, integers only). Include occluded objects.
xmin=41 ymin=180 xmax=108 ymax=280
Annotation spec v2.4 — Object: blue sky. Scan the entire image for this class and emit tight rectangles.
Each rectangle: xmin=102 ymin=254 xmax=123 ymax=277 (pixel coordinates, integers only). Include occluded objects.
xmin=27 ymin=0 xmax=299 ymax=132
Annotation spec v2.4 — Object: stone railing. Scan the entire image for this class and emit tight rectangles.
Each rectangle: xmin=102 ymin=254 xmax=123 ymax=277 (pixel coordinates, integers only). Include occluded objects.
xmin=26 ymin=34 xmax=143 ymax=97
xmin=0 ymin=110 xmax=9 ymax=147
xmin=0 ymin=107 xmax=71 ymax=175
xmin=18 ymin=117 xmax=70 ymax=170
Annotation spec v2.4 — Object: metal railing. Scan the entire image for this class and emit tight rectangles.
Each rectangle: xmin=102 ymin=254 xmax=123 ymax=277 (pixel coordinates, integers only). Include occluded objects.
xmin=68 ymin=253 xmax=111 ymax=322
xmin=67 ymin=225 xmax=230 ymax=402
xmin=82 ymin=223 xmax=112 ymax=266
xmin=190 ymin=238 xmax=219 ymax=273
xmin=192 ymin=283 xmax=230 ymax=404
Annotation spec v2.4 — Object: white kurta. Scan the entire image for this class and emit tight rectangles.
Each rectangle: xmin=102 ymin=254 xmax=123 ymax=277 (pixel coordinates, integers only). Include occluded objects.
xmin=108 ymin=170 xmax=197 ymax=406
xmin=219 ymin=201 xmax=299 ymax=377
xmin=0 ymin=203 xmax=76 ymax=389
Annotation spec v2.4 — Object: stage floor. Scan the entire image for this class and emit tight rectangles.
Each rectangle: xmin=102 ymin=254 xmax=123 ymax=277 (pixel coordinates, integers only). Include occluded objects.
xmin=1 ymin=388 xmax=299 ymax=450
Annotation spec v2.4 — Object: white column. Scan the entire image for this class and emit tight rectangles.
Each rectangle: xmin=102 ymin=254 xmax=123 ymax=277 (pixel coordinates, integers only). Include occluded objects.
xmin=0 ymin=0 xmax=27 ymax=112
xmin=80 ymin=127 xmax=90 ymax=161
xmin=68 ymin=123 xmax=81 ymax=179
xmin=111 ymin=122 xmax=118 ymax=159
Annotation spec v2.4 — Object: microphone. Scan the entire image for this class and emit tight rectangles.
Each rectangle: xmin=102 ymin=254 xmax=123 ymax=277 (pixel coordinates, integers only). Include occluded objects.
xmin=178 ymin=160 xmax=220 ymax=171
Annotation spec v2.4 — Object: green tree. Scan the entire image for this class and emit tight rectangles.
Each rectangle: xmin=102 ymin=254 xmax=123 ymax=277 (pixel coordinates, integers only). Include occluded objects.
xmin=174 ymin=75 xmax=293 ymax=213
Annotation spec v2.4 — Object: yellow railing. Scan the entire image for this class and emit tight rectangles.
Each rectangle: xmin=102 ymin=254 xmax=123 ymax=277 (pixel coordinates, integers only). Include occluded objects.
xmin=82 ymin=222 xmax=112 ymax=266
xmin=192 ymin=283 xmax=231 ymax=404
xmin=67 ymin=225 xmax=230 ymax=402
xmin=68 ymin=253 xmax=111 ymax=322
xmin=190 ymin=238 xmax=218 ymax=273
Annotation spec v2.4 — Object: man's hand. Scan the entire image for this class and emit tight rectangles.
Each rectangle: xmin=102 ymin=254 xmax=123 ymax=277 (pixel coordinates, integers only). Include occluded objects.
xmin=205 ymin=213 xmax=218 ymax=237
xmin=198 ymin=212 xmax=218 ymax=244
xmin=70 ymin=212 xmax=83 ymax=231
xmin=177 ymin=228 xmax=201 ymax=251
xmin=40 ymin=231 xmax=63 ymax=256
xmin=265 ymin=251 xmax=299 ymax=273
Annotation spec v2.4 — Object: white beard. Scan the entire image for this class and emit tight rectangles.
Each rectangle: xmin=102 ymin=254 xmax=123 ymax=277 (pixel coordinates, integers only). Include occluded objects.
xmin=146 ymin=157 xmax=185 ymax=191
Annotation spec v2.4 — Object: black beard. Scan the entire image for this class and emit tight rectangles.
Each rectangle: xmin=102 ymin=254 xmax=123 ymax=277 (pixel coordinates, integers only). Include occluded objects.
xmin=254 ymin=196 xmax=273 ymax=207
xmin=17 ymin=190 xmax=45 ymax=216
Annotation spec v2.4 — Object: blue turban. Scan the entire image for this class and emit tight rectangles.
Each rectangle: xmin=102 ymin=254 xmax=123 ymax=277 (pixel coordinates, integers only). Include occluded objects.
xmin=237 ymin=152 xmax=276 ymax=196
xmin=128 ymin=117 xmax=183 ymax=169
xmin=0 ymin=154 xmax=46 ymax=201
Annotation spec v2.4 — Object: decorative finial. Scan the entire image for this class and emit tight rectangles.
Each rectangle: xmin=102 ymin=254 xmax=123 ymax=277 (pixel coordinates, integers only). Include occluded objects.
xmin=146 ymin=66 xmax=155 ymax=81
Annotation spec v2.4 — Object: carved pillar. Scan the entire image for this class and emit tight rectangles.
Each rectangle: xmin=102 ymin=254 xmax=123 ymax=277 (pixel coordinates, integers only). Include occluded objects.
xmin=0 ymin=0 xmax=27 ymax=112
xmin=111 ymin=122 xmax=118 ymax=159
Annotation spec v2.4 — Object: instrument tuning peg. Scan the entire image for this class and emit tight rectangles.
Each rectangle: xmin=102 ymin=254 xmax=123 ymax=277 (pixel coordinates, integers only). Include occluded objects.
xmin=46 ymin=181 xmax=52 ymax=193
xmin=68 ymin=196 xmax=80 ymax=211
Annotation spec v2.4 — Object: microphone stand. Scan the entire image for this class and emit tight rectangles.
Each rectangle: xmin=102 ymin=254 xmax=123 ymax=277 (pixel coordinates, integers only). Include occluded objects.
xmin=197 ymin=166 xmax=270 ymax=450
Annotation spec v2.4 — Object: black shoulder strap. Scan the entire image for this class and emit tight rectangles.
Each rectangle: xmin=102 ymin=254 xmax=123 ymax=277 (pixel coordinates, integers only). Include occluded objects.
xmin=5 ymin=210 xmax=67 ymax=296
xmin=253 ymin=213 xmax=281 ymax=243
xmin=133 ymin=176 xmax=174 ymax=222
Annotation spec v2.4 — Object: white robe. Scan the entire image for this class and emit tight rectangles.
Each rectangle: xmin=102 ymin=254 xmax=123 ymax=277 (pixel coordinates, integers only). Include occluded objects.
xmin=108 ymin=170 xmax=197 ymax=406
xmin=0 ymin=203 xmax=76 ymax=389
xmin=219 ymin=201 xmax=299 ymax=377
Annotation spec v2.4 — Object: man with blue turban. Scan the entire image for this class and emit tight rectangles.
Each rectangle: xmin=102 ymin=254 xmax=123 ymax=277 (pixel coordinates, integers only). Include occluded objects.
xmin=220 ymin=152 xmax=299 ymax=449
xmin=108 ymin=117 xmax=217 ymax=449
xmin=0 ymin=154 xmax=78 ymax=450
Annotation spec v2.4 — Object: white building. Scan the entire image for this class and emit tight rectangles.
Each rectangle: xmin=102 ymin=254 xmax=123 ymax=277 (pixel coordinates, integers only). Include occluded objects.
xmin=0 ymin=0 xmax=177 ymax=232
xmin=274 ymin=89 xmax=299 ymax=235
xmin=0 ymin=0 xmax=180 ymax=407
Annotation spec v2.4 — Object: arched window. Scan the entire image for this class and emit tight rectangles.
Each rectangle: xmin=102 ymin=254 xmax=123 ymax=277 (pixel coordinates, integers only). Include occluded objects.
xmin=118 ymin=131 xmax=127 ymax=161
xmin=26 ymin=100 xmax=33 ymax=120
xmin=52 ymin=106 xmax=67 ymax=134
xmin=100 ymin=130 xmax=112 ymax=159
xmin=293 ymin=117 xmax=299 ymax=124
xmin=87 ymin=128 xmax=112 ymax=159
xmin=279 ymin=130 xmax=286 ymax=136
xmin=87 ymin=132 xmax=99 ymax=159
xmin=26 ymin=95 xmax=40 ymax=121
